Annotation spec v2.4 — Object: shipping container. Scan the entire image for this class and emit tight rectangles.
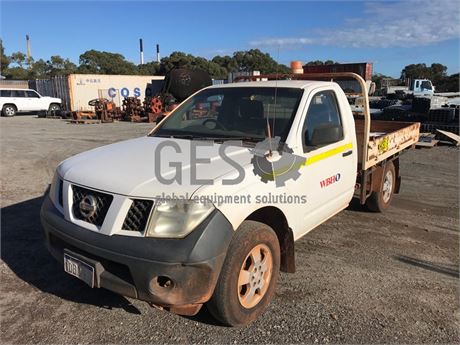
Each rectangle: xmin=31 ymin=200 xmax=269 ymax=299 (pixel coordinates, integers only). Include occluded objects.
xmin=67 ymin=74 xmax=164 ymax=111
xmin=0 ymin=80 xmax=29 ymax=89
xmin=302 ymin=63 xmax=373 ymax=81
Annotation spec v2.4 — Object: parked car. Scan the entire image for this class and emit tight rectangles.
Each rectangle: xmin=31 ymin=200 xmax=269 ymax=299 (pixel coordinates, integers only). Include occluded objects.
xmin=0 ymin=88 xmax=62 ymax=117
xmin=40 ymin=73 xmax=419 ymax=326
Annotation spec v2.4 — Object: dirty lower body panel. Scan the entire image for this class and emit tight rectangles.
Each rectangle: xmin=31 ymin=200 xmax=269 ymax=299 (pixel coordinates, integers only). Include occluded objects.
xmin=40 ymin=196 xmax=233 ymax=315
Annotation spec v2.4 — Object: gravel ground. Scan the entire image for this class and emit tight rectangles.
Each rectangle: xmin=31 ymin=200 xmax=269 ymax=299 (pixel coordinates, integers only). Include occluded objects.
xmin=1 ymin=116 xmax=459 ymax=344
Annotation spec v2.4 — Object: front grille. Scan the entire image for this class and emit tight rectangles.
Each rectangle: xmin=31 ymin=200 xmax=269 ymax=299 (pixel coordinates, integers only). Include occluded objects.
xmin=122 ymin=199 xmax=154 ymax=232
xmin=72 ymin=185 xmax=113 ymax=227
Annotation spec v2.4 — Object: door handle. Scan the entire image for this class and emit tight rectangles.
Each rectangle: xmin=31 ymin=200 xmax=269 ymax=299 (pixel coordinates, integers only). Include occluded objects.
xmin=342 ymin=150 xmax=352 ymax=157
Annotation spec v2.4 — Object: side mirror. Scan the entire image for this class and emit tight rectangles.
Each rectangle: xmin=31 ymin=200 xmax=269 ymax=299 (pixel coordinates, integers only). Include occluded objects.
xmin=307 ymin=124 xmax=343 ymax=147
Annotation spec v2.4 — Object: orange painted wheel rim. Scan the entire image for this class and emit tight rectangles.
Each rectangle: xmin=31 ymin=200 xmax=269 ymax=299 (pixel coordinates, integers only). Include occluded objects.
xmin=237 ymin=244 xmax=273 ymax=309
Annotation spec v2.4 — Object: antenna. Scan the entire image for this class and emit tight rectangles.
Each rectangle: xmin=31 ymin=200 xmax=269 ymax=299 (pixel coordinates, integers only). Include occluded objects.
xmin=266 ymin=46 xmax=280 ymax=158
xmin=26 ymin=34 xmax=32 ymax=68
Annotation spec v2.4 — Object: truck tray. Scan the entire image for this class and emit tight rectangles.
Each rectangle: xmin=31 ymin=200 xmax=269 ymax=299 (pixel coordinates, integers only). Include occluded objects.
xmin=355 ymin=119 xmax=420 ymax=168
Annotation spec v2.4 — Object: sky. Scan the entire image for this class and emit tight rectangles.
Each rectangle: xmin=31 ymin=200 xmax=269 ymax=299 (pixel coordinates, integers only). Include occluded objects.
xmin=1 ymin=0 xmax=459 ymax=78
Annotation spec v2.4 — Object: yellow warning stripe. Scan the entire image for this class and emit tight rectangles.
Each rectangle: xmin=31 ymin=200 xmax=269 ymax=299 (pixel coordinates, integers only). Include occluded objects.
xmin=302 ymin=142 xmax=353 ymax=167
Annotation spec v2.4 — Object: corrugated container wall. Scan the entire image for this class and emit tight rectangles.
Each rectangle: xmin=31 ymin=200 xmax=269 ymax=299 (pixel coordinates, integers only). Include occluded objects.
xmin=29 ymin=76 xmax=72 ymax=110
xmin=0 ymin=80 xmax=29 ymax=89
xmin=68 ymin=74 xmax=164 ymax=111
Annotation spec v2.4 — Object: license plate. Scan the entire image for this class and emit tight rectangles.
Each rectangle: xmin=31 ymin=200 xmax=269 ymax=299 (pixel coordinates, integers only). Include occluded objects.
xmin=64 ymin=253 xmax=95 ymax=288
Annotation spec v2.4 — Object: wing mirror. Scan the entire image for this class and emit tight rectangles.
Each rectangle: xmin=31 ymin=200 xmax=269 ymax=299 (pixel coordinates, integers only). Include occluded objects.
xmin=306 ymin=124 xmax=343 ymax=147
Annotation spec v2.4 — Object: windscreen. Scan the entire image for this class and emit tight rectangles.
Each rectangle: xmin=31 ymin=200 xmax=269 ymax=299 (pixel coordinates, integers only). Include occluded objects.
xmin=153 ymin=87 xmax=303 ymax=142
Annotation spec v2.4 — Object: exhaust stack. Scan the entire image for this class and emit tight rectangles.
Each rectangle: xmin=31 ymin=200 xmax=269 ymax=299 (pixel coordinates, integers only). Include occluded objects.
xmin=26 ymin=34 xmax=32 ymax=68
xmin=156 ymin=44 xmax=160 ymax=63
xmin=139 ymin=39 xmax=144 ymax=65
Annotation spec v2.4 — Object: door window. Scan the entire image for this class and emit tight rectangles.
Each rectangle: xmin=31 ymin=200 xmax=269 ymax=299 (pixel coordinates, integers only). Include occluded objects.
xmin=26 ymin=90 xmax=40 ymax=98
xmin=0 ymin=90 xmax=12 ymax=97
xmin=302 ymin=90 xmax=343 ymax=151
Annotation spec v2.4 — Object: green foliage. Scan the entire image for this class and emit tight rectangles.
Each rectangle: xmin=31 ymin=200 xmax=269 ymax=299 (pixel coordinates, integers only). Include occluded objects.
xmin=138 ymin=61 xmax=160 ymax=76
xmin=434 ymin=73 xmax=459 ymax=92
xmin=400 ymin=63 xmax=447 ymax=81
xmin=0 ymin=40 xmax=10 ymax=74
xmin=401 ymin=62 xmax=457 ymax=91
xmin=78 ymin=50 xmax=138 ymax=75
xmin=10 ymin=51 xmax=27 ymax=68
xmin=305 ymin=60 xmax=338 ymax=66
xmin=231 ymin=49 xmax=290 ymax=74
xmin=158 ymin=51 xmax=227 ymax=79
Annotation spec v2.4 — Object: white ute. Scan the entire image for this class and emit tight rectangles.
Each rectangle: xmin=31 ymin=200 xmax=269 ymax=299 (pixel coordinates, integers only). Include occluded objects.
xmin=0 ymin=88 xmax=62 ymax=116
xmin=41 ymin=73 xmax=420 ymax=326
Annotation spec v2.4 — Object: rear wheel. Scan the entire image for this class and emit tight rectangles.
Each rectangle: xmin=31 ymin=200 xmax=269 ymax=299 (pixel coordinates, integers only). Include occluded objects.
xmin=2 ymin=104 xmax=16 ymax=117
xmin=207 ymin=220 xmax=280 ymax=326
xmin=366 ymin=161 xmax=396 ymax=212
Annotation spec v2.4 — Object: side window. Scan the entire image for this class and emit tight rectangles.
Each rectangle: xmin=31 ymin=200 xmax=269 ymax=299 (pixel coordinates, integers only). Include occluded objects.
xmin=0 ymin=90 xmax=11 ymax=97
xmin=12 ymin=90 xmax=26 ymax=98
xmin=26 ymin=90 xmax=40 ymax=98
xmin=302 ymin=90 xmax=343 ymax=151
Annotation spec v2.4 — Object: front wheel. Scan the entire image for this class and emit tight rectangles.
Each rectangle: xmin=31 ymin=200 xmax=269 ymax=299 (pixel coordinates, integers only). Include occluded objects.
xmin=207 ymin=220 xmax=280 ymax=326
xmin=48 ymin=104 xmax=61 ymax=114
xmin=366 ymin=161 xmax=396 ymax=212
xmin=2 ymin=105 xmax=16 ymax=117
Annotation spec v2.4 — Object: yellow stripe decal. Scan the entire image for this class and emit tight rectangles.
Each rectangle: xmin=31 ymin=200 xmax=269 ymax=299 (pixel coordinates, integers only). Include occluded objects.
xmin=302 ymin=142 xmax=353 ymax=167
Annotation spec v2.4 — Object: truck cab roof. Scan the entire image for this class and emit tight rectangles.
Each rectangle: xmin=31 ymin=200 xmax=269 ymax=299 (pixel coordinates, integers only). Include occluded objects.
xmin=206 ymin=80 xmax=334 ymax=90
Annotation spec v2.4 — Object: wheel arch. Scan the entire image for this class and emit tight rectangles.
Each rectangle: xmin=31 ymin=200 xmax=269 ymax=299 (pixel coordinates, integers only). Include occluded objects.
xmin=245 ymin=206 xmax=295 ymax=273
xmin=2 ymin=103 xmax=17 ymax=110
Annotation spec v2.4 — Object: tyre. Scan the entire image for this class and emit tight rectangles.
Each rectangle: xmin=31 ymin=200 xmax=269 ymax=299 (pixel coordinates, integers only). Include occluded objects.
xmin=207 ymin=220 xmax=280 ymax=326
xmin=48 ymin=104 xmax=61 ymax=114
xmin=366 ymin=161 xmax=396 ymax=212
xmin=2 ymin=104 xmax=16 ymax=117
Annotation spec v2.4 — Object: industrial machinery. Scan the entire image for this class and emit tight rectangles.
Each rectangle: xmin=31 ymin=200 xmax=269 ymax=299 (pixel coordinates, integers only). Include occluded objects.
xmin=123 ymin=97 xmax=145 ymax=122
xmin=72 ymin=98 xmax=123 ymax=123
xmin=143 ymin=68 xmax=212 ymax=122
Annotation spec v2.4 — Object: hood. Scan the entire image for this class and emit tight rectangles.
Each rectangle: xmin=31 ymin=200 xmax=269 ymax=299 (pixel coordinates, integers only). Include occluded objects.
xmin=43 ymin=96 xmax=61 ymax=103
xmin=59 ymin=136 xmax=253 ymax=198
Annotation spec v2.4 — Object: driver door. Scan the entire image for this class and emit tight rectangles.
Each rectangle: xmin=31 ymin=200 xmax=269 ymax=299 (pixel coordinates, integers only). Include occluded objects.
xmin=290 ymin=87 xmax=356 ymax=237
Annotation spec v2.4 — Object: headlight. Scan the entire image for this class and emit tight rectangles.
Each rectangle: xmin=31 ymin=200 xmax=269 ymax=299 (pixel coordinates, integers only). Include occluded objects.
xmin=145 ymin=199 xmax=215 ymax=238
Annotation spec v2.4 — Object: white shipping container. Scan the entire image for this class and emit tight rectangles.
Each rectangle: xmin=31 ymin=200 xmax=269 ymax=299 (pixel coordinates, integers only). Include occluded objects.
xmin=68 ymin=74 xmax=164 ymax=111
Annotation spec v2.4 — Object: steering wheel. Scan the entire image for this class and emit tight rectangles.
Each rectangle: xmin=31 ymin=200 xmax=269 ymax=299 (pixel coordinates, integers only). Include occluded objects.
xmin=203 ymin=118 xmax=227 ymax=131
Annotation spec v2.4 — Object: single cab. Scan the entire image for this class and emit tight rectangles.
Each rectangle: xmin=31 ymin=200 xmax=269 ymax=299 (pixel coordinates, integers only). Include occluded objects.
xmin=0 ymin=88 xmax=62 ymax=116
xmin=41 ymin=73 xmax=420 ymax=326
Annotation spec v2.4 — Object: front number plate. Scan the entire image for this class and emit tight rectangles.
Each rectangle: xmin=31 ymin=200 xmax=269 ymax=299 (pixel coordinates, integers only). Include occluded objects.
xmin=64 ymin=253 xmax=95 ymax=288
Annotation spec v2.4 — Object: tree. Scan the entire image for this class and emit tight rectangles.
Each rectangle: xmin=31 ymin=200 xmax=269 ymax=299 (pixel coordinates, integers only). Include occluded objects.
xmin=305 ymin=60 xmax=338 ymax=66
xmin=158 ymin=52 xmax=227 ymax=79
xmin=138 ymin=61 xmax=160 ymax=75
xmin=47 ymin=55 xmax=77 ymax=76
xmin=429 ymin=63 xmax=447 ymax=84
xmin=10 ymin=51 xmax=26 ymax=68
xmin=30 ymin=59 xmax=48 ymax=78
xmin=401 ymin=63 xmax=430 ymax=79
xmin=212 ymin=55 xmax=238 ymax=73
xmin=78 ymin=50 xmax=138 ymax=75
xmin=232 ymin=49 xmax=290 ymax=74
xmin=0 ymin=40 xmax=10 ymax=74
xmin=3 ymin=66 xmax=30 ymax=80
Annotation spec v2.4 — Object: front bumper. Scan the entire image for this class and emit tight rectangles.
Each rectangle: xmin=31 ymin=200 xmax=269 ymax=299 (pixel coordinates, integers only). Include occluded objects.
xmin=40 ymin=196 xmax=233 ymax=314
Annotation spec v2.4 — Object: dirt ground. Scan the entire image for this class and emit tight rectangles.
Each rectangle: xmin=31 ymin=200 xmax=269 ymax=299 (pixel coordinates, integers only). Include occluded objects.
xmin=1 ymin=116 xmax=458 ymax=344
